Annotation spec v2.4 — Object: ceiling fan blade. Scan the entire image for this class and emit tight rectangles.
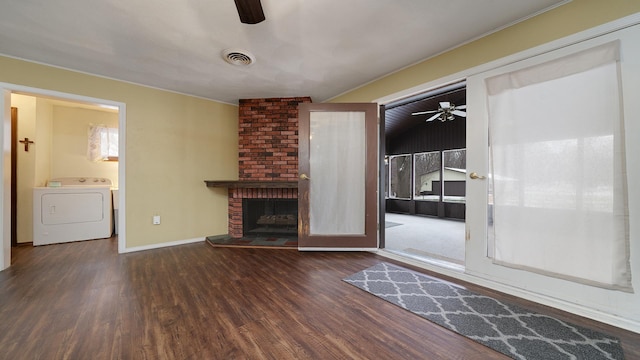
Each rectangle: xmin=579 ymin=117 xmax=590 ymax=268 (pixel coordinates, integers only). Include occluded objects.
xmin=234 ymin=0 xmax=265 ymax=24
xmin=452 ymin=110 xmax=467 ymax=117
xmin=456 ymin=104 xmax=467 ymax=110
xmin=426 ymin=113 xmax=442 ymax=122
xmin=439 ymin=101 xmax=451 ymax=109
xmin=411 ymin=110 xmax=438 ymax=115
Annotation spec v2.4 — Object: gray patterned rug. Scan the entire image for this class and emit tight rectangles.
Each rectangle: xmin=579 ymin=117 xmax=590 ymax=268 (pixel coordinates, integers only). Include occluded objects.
xmin=343 ymin=263 xmax=624 ymax=360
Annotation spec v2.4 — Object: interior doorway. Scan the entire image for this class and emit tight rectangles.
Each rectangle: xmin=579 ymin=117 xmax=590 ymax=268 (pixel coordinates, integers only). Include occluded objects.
xmin=0 ymin=84 xmax=126 ymax=270
xmin=381 ymin=81 xmax=466 ymax=268
xmin=11 ymin=94 xmax=120 ymax=250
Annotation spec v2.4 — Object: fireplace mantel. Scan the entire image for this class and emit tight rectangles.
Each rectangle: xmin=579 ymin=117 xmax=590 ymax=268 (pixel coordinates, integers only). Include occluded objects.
xmin=204 ymin=180 xmax=298 ymax=189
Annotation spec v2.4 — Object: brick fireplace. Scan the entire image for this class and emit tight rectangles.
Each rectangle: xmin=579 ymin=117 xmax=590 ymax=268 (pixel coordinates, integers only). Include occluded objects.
xmin=206 ymin=97 xmax=311 ymax=238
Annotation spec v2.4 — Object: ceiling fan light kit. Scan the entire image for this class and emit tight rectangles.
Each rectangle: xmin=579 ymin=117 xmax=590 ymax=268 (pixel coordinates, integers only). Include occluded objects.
xmin=411 ymin=102 xmax=467 ymax=122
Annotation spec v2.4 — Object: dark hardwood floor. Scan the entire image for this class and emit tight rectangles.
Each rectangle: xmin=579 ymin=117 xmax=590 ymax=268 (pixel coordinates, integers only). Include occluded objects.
xmin=1 ymin=238 xmax=638 ymax=359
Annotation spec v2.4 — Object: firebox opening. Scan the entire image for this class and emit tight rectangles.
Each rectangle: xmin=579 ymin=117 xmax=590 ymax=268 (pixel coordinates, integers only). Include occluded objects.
xmin=242 ymin=199 xmax=298 ymax=237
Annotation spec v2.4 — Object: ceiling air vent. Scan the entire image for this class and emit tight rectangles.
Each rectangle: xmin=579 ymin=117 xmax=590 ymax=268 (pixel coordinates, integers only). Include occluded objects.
xmin=222 ymin=48 xmax=255 ymax=66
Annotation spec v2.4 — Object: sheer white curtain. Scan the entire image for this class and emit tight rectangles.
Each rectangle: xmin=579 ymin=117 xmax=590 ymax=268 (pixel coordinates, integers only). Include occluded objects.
xmin=87 ymin=125 xmax=118 ymax=161
xmin=486 ymin=41 xmax=631 ymax=290
xmin=309 ymin=111 xmax=366 ymax=235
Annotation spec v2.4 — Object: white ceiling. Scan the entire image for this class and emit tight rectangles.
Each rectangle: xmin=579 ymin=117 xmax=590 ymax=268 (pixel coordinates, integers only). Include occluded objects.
xmin=0 ymin=0 xmax=566 ymax=104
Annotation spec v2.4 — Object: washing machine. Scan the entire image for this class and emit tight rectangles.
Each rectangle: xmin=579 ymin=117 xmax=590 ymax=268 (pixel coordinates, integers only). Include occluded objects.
xmin=33 ymin=177 xmax=113 ymax=246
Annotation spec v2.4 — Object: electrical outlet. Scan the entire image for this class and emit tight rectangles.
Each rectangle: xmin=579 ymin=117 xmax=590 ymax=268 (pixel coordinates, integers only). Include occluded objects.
xmin=153 ymin=215 xmax=161 ymax=225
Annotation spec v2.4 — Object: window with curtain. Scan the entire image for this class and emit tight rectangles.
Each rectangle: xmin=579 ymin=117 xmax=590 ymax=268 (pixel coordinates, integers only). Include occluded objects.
xmin=485 ymin=41 xmax=631 ymax=291
xmin=88 ymin=125 xmax=118 ymax=162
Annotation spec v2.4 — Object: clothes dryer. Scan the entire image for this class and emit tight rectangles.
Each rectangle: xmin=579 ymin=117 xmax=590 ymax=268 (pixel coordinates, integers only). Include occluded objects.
xmin=33 ymin=177 xmax=113 ymax=246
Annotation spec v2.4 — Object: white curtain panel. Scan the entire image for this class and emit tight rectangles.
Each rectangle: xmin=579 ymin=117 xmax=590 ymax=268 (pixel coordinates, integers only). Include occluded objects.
xmin=309 ymin=111 xmax=366 ymax=235
xmin=486 ymin=41 xmax=631 ymax=291
xmin=87 ymin=124 xmax=105 ymax=161
xmin=87 ymin=125 xmax=118 ymax=161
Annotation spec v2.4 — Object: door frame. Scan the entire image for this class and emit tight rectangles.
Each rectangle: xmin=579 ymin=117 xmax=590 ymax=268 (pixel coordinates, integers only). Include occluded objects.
xmin=10 ymin=107 xmax=17 ymax=247
xmin=0 ymin=82 xmax=127 ymax=270
xmin=373 ymin=14 xmax=640 ymax=333
xmin=379 ymin=105 xmax=386 ymax=248
xmin=378 ymin=82 xmax=467 ymax=264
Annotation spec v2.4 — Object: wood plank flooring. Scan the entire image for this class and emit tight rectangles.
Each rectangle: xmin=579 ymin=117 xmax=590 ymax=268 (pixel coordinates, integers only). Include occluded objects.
xmin=1 ymin=238 xmax=638 ymax=359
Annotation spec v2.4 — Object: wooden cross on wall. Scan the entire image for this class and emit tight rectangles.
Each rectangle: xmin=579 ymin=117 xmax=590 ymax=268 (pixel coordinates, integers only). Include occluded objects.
xmin=19 ymin=138 xmax=34 ymax=151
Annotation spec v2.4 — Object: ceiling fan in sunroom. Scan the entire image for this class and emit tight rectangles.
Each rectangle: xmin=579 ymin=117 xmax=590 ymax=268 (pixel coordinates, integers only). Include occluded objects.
xmin=234 ymin=0 xmax=265 ymax=24
xmin=412 ymin=102 xmax=467 ymax=122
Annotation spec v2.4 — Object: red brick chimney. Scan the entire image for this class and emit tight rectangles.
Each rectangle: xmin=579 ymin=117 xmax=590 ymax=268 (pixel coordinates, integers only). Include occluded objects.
xmin=225 ymin=96 xmax=311 ymax=237
xmin=238 ymin=97 xmax=312 ymax=180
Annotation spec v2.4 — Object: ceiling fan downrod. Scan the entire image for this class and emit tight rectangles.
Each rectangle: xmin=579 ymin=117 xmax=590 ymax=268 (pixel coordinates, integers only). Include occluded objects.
xmin=234 ymin=0 xmax=266 ymax=24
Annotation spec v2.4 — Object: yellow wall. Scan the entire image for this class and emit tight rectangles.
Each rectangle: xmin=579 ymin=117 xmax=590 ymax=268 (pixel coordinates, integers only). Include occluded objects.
xmin=35 ymin=98 xmax=53 ymax=189
xmin=332 ymin=0 xmax=640 ymax=103
xmin=51 ymin=105 xmax=119 ymax=187
xmin=0 ymin=57 xmax=238 ymax=249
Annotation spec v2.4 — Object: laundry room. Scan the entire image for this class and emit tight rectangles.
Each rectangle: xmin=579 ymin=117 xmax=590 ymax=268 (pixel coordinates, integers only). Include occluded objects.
xmin=11 ymin=93 xmax=119 ymax=246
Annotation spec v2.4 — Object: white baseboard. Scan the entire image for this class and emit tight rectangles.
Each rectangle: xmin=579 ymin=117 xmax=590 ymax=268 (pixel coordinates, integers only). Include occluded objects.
xmin=120 ymin=237 xmax=205 ymax=253
xmin=299 ymin=247 xmax=378 ymax=252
